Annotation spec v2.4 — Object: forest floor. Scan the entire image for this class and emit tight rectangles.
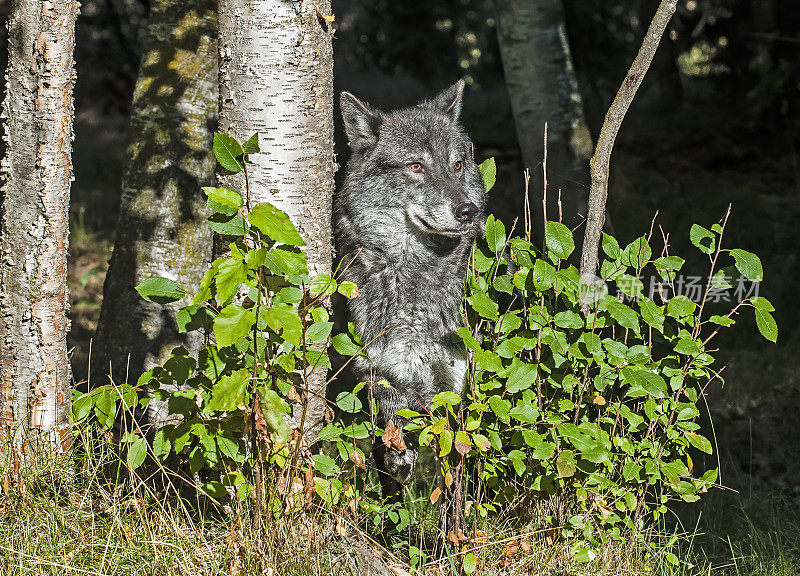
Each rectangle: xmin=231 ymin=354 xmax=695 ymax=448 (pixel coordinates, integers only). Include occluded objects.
xmin=1 ymin=434 xmax=798 ymax=576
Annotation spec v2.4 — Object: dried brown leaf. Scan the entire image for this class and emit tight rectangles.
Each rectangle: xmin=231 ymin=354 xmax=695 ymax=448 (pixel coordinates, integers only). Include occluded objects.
xmin=382 ymin=420 xmax=407 ymax=452
xmin=388 ymin=564 xmax=412 ymax=576
xmin=503 ymin=539 xmax=519 ymax=558
xmin=349 ymin=450 xmax=366 ymax=470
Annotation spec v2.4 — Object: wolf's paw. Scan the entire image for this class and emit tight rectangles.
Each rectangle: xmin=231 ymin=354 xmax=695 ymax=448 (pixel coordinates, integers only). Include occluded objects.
xmin=384 ymin=447 xmax=418 ymax=485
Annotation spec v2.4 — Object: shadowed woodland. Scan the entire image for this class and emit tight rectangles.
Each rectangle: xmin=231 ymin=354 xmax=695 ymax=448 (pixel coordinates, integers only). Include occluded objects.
xmin=1 ymin=0 xmax=799 ymax=573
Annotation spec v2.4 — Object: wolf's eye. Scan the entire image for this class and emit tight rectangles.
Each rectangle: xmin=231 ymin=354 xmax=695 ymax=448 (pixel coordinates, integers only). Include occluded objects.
xmin=408 ymin=162 xmax=423 ymax=173
xmin=454 ymin=161 xmax=463 ymax=171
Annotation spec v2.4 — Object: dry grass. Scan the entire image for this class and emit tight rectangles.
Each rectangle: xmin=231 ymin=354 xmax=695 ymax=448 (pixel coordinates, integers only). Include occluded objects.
xmin=0 ymin=427 xmax=797 ymax=576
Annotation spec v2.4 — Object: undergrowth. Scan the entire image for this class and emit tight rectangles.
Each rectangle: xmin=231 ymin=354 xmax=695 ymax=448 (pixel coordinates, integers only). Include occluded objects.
xmin=1 ymin=434 xmax=799 ymax=575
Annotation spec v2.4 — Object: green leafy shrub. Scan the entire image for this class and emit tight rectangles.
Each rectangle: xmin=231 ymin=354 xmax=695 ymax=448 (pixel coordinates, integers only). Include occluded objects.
xmin=72 ymin=144 xmax=775 ymax=572
xmin=72 ymin=132 xmax=362 ymax=507
xmin=396 ymin=198 xmax=775 ymax=563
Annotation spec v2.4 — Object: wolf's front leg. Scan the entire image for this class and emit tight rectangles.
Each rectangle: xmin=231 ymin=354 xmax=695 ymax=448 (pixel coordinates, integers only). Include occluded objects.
xmin=370 ymin=379 xmax=420 ymax=502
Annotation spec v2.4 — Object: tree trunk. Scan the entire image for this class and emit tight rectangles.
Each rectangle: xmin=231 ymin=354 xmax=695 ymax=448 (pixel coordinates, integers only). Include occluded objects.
xmin=0 ymin=0 xmax=80 ymax=453
xmin=93 ymin=0 xmax=217 ymax=423
xmin=493 ymin=0 xmax=593 ymax=233
xmin=216 ymin=0 xmax=335 ymax=438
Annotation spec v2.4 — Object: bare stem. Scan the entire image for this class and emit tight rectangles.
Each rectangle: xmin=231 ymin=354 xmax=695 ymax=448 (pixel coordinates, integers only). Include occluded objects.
xmin=579 ymin=0 xmax=678 ymax=312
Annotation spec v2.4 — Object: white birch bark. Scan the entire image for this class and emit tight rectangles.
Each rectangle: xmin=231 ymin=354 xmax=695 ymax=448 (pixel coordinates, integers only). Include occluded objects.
xmin=217 ymin=0 xmax=335 ymax=437
xmin=0 ymin=0 xmax=80 ymax=452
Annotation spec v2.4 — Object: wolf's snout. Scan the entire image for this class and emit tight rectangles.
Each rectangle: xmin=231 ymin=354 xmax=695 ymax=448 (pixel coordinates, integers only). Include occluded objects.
xmin=454 ymin=202 xmax=479 ymax=223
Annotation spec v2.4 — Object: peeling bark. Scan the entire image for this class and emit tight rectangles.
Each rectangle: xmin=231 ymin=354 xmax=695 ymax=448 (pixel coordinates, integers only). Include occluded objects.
xmin=93 ymin=0 xmax=217 ymax=418
xmin=493 ymin=0 xmax=593 ymax=233
xmin=0 ymin=0 xmax=80 ymax=452
xmin=216 ymin=0 xmax=335 ymax=438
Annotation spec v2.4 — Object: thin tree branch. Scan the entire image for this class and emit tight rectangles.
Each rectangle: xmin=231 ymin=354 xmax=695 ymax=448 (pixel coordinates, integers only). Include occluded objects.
xmin=579 ymin=0 xmax=678 ymax=313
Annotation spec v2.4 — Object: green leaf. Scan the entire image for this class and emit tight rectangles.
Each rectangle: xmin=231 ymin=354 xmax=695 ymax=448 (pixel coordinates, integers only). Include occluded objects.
xmin=556 ymin=450 xmax=577 ymax=478
xmin=621 ymin=236 xmax=651 ymax=268
xmin=751 ymin=296 xmax=774 ymax=312
xmin=506 ymin=363 xmax=537 ymax=394
xmin=213 ymin=133 xmax=243 ymax=173
xmin=247 ymin=202 xmax=305 ymax=246
xmin=202 ymin=481 xmax=228 ymax=500
xmin=653 ymin=256 xmax=684 ymax=281
xmin=507 ymin=449 xmax=526 ymax=475
xmin=605 ymin=298 xmax=640 ymax=333
xmin=152 ymin=430 xmax=171 ymax=461
xmin=202 ymin=187 xmax=243 ymax=216
xmin=478 ymin=157 xmax=496 ymax=192
xmin=730 ymin=249 xmax=763 ymax=281
xmin=242 ymin=132 xmax=260 ymax=155
xmin=176 ymin=304 xmax=213 ymax=333
xmin=309 ymin=272 xmax=337 ymax=297
xmin=675 ymin=337 xmax=701 ymax=356
xmin=261 ymin=304 xmax=303 ymax=346
xmin=207 ymin=369 xmax=250 ymax=412
xmin=544 ymin=221 xmax=575 ymax=260
xmin=709 ymin=314 xmax=734 ymax=326
xmin=306 ymin=321 xmax=333 ymax=343
xmin=439 ymin=429 xmax=453 ymax=457
xmin=215 ymin=258 xmax=246 ymax=304
xmin=331 ymin=333 xmax=361 ymax=356
xmin=509 ymin=404 xmax=537 ymax=423
xmin=128 ymin=436 xmax=147 ymax=470
xmin=136 ymin=277 xmax=185 ymax=304
xmin=70 ymin=392 xmax=92 ymax=422
xmin=312 ymin=454 xmax=341 ymax=477
xmin=208 ymin=213 xmax=246 ymax=236
xmin=639 ymin=297 xmax=664 ymax=332
xmin=710 ymin=269 xmax=733 ymax=290
xmin=485 ymin=215 xmax=506 ymax=252
xmin=666 ymin=295 xmax=696 ymax=320
xmin=336 ymin=391 xmax=362 ymax=413
xmin=493 ymin=274 xmax=514 ymax=295
xmin=621 ymin=367 xmax=667 ymax=399
xmin=467 ymin=291 xmax=499 ymax=320
xmin=554 ymin=310 xmax=583 ymax=329
xmin=690 ymin=224 xmax=715 ymax=254
xmin=213 ymin=304 xmax=256 ymax=347
xmin=432 ymin=391 xmax=462 ymax=407
xmin=686 ymin=431 xmax=713 ymax=454
xmin=488 ymin=396 xmax=511 ymax=423
xmin=462 ymin=552 xmax=478 ymax=574
xmin=602 ymin=233 xmax=622 ymax=259
xmin=755 ymin=308 xmax=778 ymax=342
xmin=337 ymin=281 xmax=359 ymax=299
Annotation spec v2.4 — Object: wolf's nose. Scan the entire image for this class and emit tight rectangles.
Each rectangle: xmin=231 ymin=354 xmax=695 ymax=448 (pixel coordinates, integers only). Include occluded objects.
xmin=455 ymin=202 xmax=479 ymax=223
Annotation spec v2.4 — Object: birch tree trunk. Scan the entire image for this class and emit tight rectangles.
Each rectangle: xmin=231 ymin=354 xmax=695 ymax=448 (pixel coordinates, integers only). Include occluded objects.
xmin=217 ymin=0 xmax=335 ymax=438
xmin=93 ymin=1 xmax=217 ymax=421
xmin=493 ymin=0 xmax=593 ymax=233
xmin=0 ymin=0 xmax=80 ymax=453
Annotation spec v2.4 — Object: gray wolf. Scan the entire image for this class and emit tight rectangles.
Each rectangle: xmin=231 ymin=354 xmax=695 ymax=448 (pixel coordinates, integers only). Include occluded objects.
xmin=335 ymin=80 xmax=486 ymax=500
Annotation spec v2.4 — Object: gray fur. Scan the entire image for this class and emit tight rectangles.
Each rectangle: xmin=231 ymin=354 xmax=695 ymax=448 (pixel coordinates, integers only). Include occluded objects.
xmin=335 ymin=81 xmax=486 ymax=497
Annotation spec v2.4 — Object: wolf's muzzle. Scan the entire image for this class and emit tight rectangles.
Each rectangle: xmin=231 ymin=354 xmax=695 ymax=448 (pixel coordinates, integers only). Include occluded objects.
xmin=454 ymin=202 xmax=480 ymax=223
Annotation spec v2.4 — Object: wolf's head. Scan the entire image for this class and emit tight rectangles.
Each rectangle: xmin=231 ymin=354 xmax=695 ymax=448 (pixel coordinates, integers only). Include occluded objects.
xmin=339 ymin=81 xmax=486 ymax=241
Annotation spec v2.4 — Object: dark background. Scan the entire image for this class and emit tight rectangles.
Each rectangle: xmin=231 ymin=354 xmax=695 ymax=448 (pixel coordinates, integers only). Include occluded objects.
xmin=1 ymin=0 xmax=797 ymax=513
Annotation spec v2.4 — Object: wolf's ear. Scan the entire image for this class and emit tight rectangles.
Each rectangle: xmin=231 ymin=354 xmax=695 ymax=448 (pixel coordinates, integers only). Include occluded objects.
xmin=431 ymin=79 xmax=465 ymax=120
xmin=340 ymin=92 xmax=381 ymax=152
